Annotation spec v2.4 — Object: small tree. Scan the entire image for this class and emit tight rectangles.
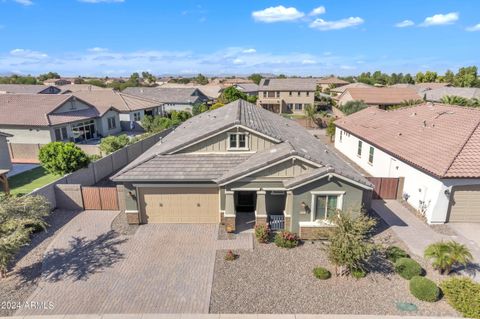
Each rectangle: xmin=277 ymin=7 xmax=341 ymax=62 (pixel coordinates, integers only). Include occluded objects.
xmin=0 ymin=195 xmax=50 ymax=278
xmin=326 ymin=212 xmax=377 ymax=276
xmin=339 ymin=100 xmax=368 ymax=115
xmin=99 ymin=135 xmax=130 ymax=155
xmin=39 ymin=142 xmax=90 ymax=175
xmin=326 ymin=118 xmax=336 ymax=142
xmin=192 ymin=103 xmax=209 ymax=115
xmin=210 ymin=102 xmax=224 ymax=110
xmin=218 ymin=86 xmax=248 ymax=104
xmin=424 ymin=241 xmax=472 ymax=274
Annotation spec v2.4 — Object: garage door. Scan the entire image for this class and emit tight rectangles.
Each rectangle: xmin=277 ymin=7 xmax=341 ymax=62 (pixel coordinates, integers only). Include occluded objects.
xmin=448 ymin=185 xmax=480 ymax=222
xmin=139 ymin=187 xmax=219 ymax=223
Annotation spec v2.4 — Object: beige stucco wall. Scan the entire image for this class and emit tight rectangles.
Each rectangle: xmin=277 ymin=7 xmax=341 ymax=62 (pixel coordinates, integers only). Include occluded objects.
xmin=53 ymin=99 xmax=91 ymax=113
xmin=0 ymin=135 xmax=12 ymax=170
xmin=0 ymin=126 xmax=53 ymax=144
xmin=97 ymin=110 xmax=122 ymax=137
xmin=257 ymin=90 xmax=315 ymax=114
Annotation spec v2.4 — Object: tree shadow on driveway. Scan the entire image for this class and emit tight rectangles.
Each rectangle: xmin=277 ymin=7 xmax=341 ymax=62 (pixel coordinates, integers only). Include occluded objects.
xmin=39 ymin=230 xmax=128 ymax=282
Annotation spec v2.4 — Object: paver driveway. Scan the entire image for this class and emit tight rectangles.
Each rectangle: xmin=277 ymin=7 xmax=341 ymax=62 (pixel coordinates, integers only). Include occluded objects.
xmin=18 ymin=211 xmax=251 ymax=315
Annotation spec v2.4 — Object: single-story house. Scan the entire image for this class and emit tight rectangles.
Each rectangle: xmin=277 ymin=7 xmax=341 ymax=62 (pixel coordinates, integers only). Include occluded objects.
xmin=112 ymin=99 xmax=373 ymax=239
xmin=0 ymin=131 xmax=12 ymax=193
xmin=337 ymin=87 xmax=422 ymax=109
xmin=0 ymin=84 xmax=61 ymax=94
xmin=330 ymin=82 xmax=373 ymax=96
xmin=43 ymin=78 xmax=71 ymax=86
xmin=334 ymin=103 xmax=480 ymax=224
xmin=425 ymin=87 xmax=480 ymax=102
xmin=390 ymin=82 xmax=451 ymax=92
xmin=234 ymin=83 xmax=259 ymax=96
xmin=59 ymin=84 xmax=108 ymax=94
xmin=0 ymin=94 xmax=121 ymax=144
xmin=317 ymin=76 xmax=350 ymax=91
xmin=123 ymin=87 xmax=210 ymax=113
xmin=73 ymin=90 xmax=163 ymax=131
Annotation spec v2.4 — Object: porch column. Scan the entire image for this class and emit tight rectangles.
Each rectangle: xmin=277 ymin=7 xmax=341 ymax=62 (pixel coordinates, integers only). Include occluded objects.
xmin=224 ymin=191 xmax=236 ymax=231
xmin=255 ymin=190 xmax=268 ymax=226
xmin=284 ymin=191 xmax=293 ymax=231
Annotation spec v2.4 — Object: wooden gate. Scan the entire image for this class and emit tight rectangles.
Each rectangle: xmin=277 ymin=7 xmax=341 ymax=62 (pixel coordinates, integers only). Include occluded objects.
xmin=367 ymin=177 xmax=400 ymax=200
xmin=82 ymin=187 xmax=119 ymax=210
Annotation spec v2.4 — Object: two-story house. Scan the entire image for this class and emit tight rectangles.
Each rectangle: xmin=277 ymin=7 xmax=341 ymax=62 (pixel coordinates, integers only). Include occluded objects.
xmin=112 ymin=99 xmax=373 ymax=239
xmin=256 ymin=78 xmax=317 ymax=114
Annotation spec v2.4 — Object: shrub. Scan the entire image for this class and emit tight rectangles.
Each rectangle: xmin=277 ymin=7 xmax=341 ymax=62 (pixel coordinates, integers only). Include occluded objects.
xmin=440 ymin=277 xmax=480 ymax=318
xmin=313 ymin=267 xmax=331 ymax=280
xmin=99 ymin=134 xmax=130 ymax=155
xmin=254 ymin=224 xmax=270 ymax=243
xmin=39 ymin=142 xmax=90 ymax=175
xmin=409 ymin=276 xmax=440 ymax=302
xmin=351 ymin=268 xmax=367 ymax=279
xmin=395 ymin=258 xmax=423 ymax=280
xmin=210 ymin=102 xmax=225 ymax=110
xmin=339 ymin=100 xmax=368 ymax=115
xmin=424 ymin=241 xmax=472 ymax=274
xmin=224 ymin=250 xmax=237 ymax=261
xmin=274 ymin=231 xmax=299 ymax=248
xmin=386 ymin=246 xmax=410 ymax=263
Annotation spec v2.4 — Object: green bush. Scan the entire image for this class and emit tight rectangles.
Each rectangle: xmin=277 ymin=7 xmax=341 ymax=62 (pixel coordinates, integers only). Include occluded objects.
xmin=440 ymin=277 xmax=480 ymax=318
xmin=274 ymin=231 xmax=299 ymax=248
xmin=99 ymin=134 xmax=130 ymax=155
xmin=38 ymin=142 xmax=90 ymax=175
xmin=351 ymin=268 xmax=367 ymax=279
xmin=409 ymin=276 xmax=440 ymax=302
xmin=313 ymin=267 xmax=331 ymax=280
xmin=395 ymin=258 xmax=423 ymax=279
xmin=424 ymin=241 xmax=472 ymax=274
xmin=386 ymin=246 xmax=410 ymax=263
xmin=339 ymin=100 xmax=368 ymax=115
xmin=254 ymin=224 xmax=270 ymax=243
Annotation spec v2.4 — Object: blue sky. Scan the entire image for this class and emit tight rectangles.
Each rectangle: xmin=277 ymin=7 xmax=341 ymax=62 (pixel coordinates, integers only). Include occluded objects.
xmin=0 ymin=0 xmax=479 ymax=76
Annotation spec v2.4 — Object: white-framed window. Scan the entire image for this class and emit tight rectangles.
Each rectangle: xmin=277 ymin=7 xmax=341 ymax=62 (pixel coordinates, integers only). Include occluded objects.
xmin=263 ymin=91 xmax=267 ymax=98
xmin=368 ymin=146 xmax=374 ymax=164
xmin=276 ymin=91 xmax=280 ymax=98
xmin=295 ymin=103 xmax=302 ymax=110
xmin=133 ymin=112 xmax=141 ymax=121
xmin=107 ymin=117 xmax=116 ymax=130
xmin=339 ymin=130 xmax=343 ymax=143
xmin=287 ymin=103 xmax=293 ymax=110
xmin=289 ymin=91 xmax=292 ymax=96
xmin=357 ymin=140 xmax=362 ymax=157
xmin=228 ymin=132 xmax=249 ymax=150
xmin=306 ymin=91 xmax=310 ymax=97
xmin=311 ymin=191 xmax=344 ymax=221
xmin=54 ymin=126 xmax=68 ymax=141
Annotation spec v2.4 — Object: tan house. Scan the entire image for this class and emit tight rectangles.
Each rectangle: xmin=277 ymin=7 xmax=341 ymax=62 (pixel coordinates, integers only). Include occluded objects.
xmin=257 ymin=78 xmax=317 ymax=114
xmin=43 ymin=78 xmax=72 ymax=86
xmin=337 ymin=87 xmax=422 ymax=109
xmin=330 ymin=82 xmax=373 ymax=97
xmin=317 ymin=76 xmax=349 ymax=91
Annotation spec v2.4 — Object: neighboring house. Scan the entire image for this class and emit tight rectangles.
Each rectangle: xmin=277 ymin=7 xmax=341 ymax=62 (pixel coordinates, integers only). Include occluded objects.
xmin=0 ymin=84 xmax=61 ymax=94
xmin=390 ymin=82 xmax=451 ymax=92
xmin=73 ymin=90 xmax=163 ymax=131
xmin=123 ymin=87 xmax=210 ymax=113
xmin=59 ymin=84 xmax=108 ymax=94
xmin=334 ymin=103 xmax=480 ymax=224
xmin=330 ymin=82 xmax=373 ymax=97
xmin=112 ymin=100 xmax=373 ymax=239
xmin=0 ymin=131 xmax=12 ymax=193
xmin=43 ymin=78 xmax=72 ymax=86
xmin=158 ymin=83 xmax=223 ymax=100
xmin=425 ymin=87 xmax=480 ymax=102
xmin=337 ymin=87 xmax=422 ymax=109
xmin=0 ymin=94 xmax=121 ymax=144
xmin=234 ymin=83 xmax=259 ymax=96
xmin=317 ymin=76 xmax=349 ymax=91
xmin=257 ymin=78 xmax=317 ymax=114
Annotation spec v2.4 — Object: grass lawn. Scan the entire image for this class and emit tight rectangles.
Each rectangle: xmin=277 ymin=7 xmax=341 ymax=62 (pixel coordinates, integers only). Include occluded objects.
xmin=282 ymin=113 xmax=307 ymax=119
xmin=4 ymin=167 xmax=61 ymax=195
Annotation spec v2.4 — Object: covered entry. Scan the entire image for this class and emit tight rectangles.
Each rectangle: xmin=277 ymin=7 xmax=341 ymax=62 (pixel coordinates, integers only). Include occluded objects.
xmin=139 ymin=187 xmax=219 ymax=224
xmin=448 ymin=185 xmax=480 ymax=222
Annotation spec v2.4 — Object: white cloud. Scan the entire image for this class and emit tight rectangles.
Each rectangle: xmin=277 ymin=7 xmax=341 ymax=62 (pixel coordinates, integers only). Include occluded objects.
xmin=301 ymin=59 xmax=316 ymax=65
xmin=466 ymin=23 xmax=480 ymax=32
xmin=309 ymin=17 xmax=364 ymax=30
xmin=78 ymin=0 xmax=124 ymax=3
xmin=395 ymin=20 xmax=414 ymax=28
xmin=421 ymin=12 xmax=459 ymax=26
xmin=309 ymin=6 xmax=326 ymax=16
xmin=88 ymin=47 xmax=108 ymax=52
xmin=10 ymin=49 xmax=47 ymax=59
xmin=14 ymin=0 xmax=33 ymax=6
xmin=252 ymin=6 xmax=304 ymax=23
xmin=242 ymin=48 xmax=257 ymax=54
xmin=233 ymin=58 xmax=244 ymax=65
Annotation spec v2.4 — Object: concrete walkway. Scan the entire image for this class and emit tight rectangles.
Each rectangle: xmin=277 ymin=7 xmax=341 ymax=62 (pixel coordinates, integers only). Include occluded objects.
xmin=372 ymin=200 xmax=480 ymax=280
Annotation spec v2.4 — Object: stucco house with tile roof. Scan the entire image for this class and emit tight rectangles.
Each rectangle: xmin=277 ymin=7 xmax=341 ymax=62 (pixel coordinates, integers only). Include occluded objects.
xmin=337 ymin=87 xmax=422 ymax=109
xmin=425 ymin=87 xmax=480 ymax=102
xmin=112 ymin=99 xmax=373 ymax=238
xmin=334 ymin=102 xmax=480 ymax=224
xmin=0 ymin=84 xmax=61 ymax=94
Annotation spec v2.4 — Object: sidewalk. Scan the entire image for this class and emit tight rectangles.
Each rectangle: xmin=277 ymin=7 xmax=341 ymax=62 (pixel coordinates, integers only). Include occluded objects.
xmin=372 ymin=199 xmax=480 ymax=280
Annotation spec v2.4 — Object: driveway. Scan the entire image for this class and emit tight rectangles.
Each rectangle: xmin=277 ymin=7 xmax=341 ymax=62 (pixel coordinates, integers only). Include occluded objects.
xmin=17 ymin=211 xmax=252 ymax=315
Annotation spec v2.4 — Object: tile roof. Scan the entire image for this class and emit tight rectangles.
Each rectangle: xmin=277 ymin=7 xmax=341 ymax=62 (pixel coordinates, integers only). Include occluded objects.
xmin=48 ymin=108 xmax=100 ymax=125
xmin=0 ymin=84 xmax=57 ymax=94
xmin=330 ymin=82 xmax=373 ymax=94
xmin=235 ymin=83 xmax=259 ymax=92
xmin=317 ymin=76 xmax=350 ymax=85
xmin=335 ymin=103 xmax=480 ymax=178
xmin=72 ymin=89 xmax=161 ymax=113
xmin=343 ymin=87 xmax=422 ymax=105
xmin=123 ymin=87 xmax=207 ymax=104
xmin=113 ymin=99 xmax=371 ymax=187
xmin=258 ymin=78 xmax=317 ymax=91
xmin=425 ymin=87 xmax=480 ymax=102
xmin=59 ymin=84 xmax=108 ymax=93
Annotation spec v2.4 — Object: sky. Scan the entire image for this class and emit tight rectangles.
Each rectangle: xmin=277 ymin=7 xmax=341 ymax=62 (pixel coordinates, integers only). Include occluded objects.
xmin=0 ymin=0 xmax=478 ymax=77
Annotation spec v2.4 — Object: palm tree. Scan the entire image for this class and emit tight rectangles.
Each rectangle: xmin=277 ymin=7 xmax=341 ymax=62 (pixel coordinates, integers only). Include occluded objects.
xmin=447 ymin=241 xmax=472 ymax=272
xmin=440 ymin=95 xmax=468 ymax=106
xmin=424 ymin=241 xmax=472 ymax=274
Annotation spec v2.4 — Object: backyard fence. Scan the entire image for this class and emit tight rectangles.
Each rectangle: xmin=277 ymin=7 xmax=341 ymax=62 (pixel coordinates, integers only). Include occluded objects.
xmin=8 ymin=143 xmax=102 ymax=163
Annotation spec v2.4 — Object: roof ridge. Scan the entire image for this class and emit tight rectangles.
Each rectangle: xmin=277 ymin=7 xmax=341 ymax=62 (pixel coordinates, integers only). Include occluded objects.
xmin=117 ymin=91 xmax=132 ymax=111
xmin=444 ymin=120 xmax=480 ymax=176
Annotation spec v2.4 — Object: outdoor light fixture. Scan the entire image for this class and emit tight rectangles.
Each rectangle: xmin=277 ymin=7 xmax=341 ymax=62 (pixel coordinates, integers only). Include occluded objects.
xmin=444 ymin=189 xmax=451 ymax=197
xmin=128 ymin=190 xmax=136 ymax=199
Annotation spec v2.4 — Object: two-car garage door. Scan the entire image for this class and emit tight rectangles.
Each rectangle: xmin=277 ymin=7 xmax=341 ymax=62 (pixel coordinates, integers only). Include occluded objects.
xmin=448 ymin=185 xmax=480 ymax=223
xmin=139 ymin=187 xmax=219 ymax=224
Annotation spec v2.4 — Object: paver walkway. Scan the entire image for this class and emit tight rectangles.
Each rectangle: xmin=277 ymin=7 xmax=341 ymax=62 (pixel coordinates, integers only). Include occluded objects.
xmin=372 ymin=199 xmax=480 ymax=280
xmin=17 ymin=212 xmax=252 ymax=316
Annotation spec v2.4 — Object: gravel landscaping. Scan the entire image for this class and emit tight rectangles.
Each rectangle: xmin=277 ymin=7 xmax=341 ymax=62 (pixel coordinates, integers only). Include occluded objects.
xmin=209 ymin=212 xmax=459 ymax=316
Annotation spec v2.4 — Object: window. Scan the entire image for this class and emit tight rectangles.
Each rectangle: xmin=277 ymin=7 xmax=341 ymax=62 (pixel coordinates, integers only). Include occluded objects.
xmin=263 ymin=91 xmax=267 ymax=98
xmin=133 ymin=112 xmax=141 ymax=121
xmin=276 ymin=91 xmax=280 ymax=98
xmin=314 ymin=195 xmax=338 ymax=220
xmin=289 ymin=91 xmax=292 ymax=96
xmin=107 ymin=117 xmax=116 ymax=130
xmin=287 ymin=103 xmax=293 ymax=110
xmin=297 ymin=91 xmax=301 ymax=96
xmin=54 ymin=126 xmax=68 ymax=141
xmin=369 ymin=146 xmax=374 ymax=164
xmin=357 ymin=140 xmax=362 ymax=157
xmin=228 ymin=133 xmax=248 ymax=150
xmin=72 ymin=120 xmax=96 ymax=141
xmin=339 ymin=130 xmax=343 ymax=143
xmin=306 ymin=91 xmax=310 ymax=97
xmin=267 ymin=91 xmax=275 ymax=98
xmin=295 ymin=103 xmax=302 ymax=110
